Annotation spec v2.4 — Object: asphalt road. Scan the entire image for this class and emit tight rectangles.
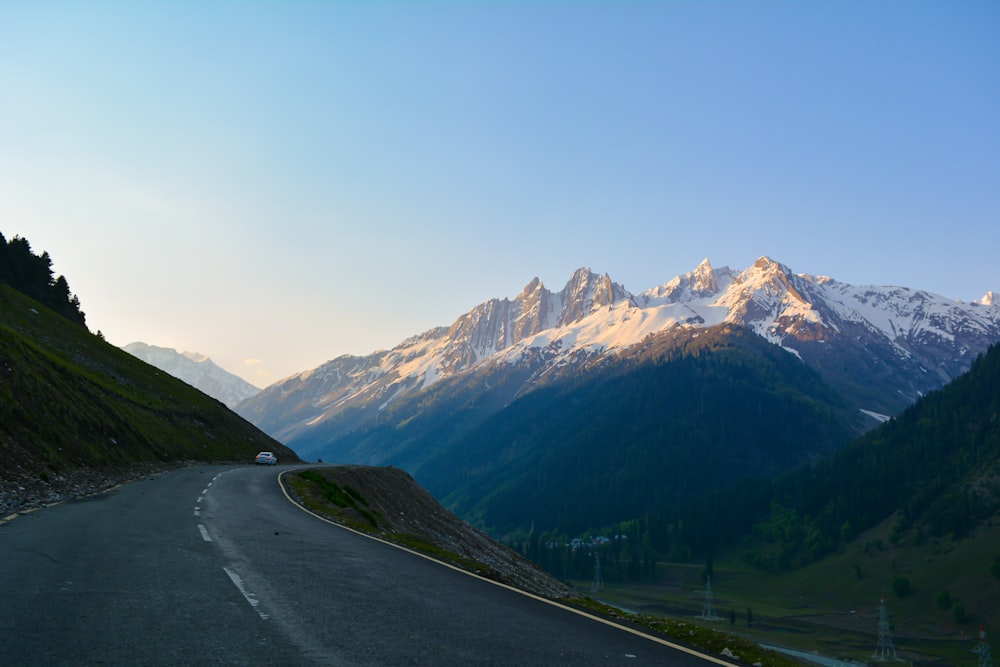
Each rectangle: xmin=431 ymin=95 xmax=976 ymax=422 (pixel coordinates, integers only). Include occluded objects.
xmin=0 ymin=464 xmax=730 ymax=666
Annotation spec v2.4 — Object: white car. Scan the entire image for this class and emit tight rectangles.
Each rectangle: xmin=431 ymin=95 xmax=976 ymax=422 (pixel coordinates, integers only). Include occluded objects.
xmin=254 ymin=451 xmax=277 ymax=465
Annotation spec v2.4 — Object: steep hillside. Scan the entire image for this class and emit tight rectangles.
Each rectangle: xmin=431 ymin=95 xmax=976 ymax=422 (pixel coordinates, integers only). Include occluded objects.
xmin=626 ymin=342 xmax=1000 ymax=574
xmin=0 ymin=284 xmax=298 ymax=510
xmin=745 ymin=341 xmax=1000 ymax=567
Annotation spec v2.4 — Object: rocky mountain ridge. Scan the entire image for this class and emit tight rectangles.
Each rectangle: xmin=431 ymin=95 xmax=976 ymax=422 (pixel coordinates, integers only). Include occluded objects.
xmin=236 ymin=257 xmax=999 ymax=452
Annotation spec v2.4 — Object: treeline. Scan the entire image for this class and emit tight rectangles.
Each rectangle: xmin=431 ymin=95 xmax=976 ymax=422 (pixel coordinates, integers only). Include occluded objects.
xmin=621 ymin=343 xmax=1000 ymax=573
xmin=0 ymin=232 xmax=87 ymax=328
xmin=510 ymin=516 xmax=660 ymax=583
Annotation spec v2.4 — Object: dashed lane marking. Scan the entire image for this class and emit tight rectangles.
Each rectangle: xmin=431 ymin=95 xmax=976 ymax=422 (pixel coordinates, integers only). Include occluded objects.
xmin=223 ymin=567 xmax=270 ymax=620
xmin=197 ymin=524 xmax=212 ymax=542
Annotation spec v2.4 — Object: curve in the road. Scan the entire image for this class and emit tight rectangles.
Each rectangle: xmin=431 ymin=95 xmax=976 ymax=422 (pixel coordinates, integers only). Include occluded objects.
xmin=275 ymin=468 xmax=734 ymax=667
xmin=1 ymin=464 xmax=741 ymax=665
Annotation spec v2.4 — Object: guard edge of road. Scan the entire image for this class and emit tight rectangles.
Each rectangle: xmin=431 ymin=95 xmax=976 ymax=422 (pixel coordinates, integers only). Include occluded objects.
xmin=1 ymin=480 xmax=133 ymax=526
xmin=277 ymin=468 xmax=737 ymax=667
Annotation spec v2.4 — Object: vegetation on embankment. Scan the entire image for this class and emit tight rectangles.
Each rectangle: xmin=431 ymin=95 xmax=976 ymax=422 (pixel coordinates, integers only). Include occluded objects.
xmin=283 ymin=465 xmax=573 ymax=600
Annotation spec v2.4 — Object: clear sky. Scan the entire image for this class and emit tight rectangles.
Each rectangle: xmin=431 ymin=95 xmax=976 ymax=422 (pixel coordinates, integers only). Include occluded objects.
xmin=2 ymin=1 xmax=997 ymax=387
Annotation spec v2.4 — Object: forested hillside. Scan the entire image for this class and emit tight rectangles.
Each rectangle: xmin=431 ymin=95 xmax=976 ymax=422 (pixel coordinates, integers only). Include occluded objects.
xmin=618 ymin=343 xmax=1000 ymax=573
xmin=0 ymin=232 xmax=87 ymax=328
xmin=746 ymin=342 xmax=1000 ymax=568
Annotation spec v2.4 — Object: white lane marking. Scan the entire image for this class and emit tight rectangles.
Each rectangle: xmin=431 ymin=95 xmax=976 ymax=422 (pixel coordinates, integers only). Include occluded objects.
xmin=194 ymin=507 xmax=201 ymax=516
xmin=196 ymin=496 xmax=203 ymax=503
xmin=223 ymin=567 xmax=269 ymax=620
xmin=197 ymin=524 xmax=212 ymax=542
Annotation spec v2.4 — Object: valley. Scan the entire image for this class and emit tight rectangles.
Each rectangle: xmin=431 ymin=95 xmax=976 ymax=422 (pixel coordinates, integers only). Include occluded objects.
xmin=574 ymin=512 xmax=1000 ymax=666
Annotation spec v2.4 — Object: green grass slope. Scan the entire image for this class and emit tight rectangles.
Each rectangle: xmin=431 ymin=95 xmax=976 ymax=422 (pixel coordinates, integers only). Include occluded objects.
xmin=0 ymin=284 xmax=298 ymax=483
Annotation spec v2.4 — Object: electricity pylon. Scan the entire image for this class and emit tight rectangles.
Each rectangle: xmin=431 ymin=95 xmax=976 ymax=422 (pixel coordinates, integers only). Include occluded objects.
xmin=700 ymin=575 xmax=721 ymax=621
xmin=591 ymin=552 xmax=604 ymax=592
xmin=972 ymin=626 xmax=994 ymax=667
xmin=872 ymin=597 xmax=898 ymax=661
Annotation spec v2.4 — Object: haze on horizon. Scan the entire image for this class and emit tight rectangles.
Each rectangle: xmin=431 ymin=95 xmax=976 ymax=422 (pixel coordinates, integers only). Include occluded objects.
xmin=1 ymin=2 xmax=997 ymax=387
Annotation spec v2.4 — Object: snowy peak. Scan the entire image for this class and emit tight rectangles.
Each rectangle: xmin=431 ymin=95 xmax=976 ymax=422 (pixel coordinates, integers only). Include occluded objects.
xmin=556 ymin=268 xmax=631 ymax=326
xmin=123 ymin=342 xmax=260 ymax=408
xmin=442 ymin=296 xmax=522 ymax=371
xmin=978 ymin=291 xmax=995 ymax=306
xmin=641 ymin=258 xmax=734 ymax=305
xmin=437 ymin=268 xmax=631 ymax=371
xmin=737 ymin=256 xmax=801 ymax=296
xmin=711 ymin=256 xmax=827 ymax=341
xmin=691 ymin=258 xmax=719 ymax=295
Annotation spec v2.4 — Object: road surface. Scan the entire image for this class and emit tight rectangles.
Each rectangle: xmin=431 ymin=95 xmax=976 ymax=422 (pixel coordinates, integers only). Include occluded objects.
xmin=0 ymin=464 xmax=730 ymax=665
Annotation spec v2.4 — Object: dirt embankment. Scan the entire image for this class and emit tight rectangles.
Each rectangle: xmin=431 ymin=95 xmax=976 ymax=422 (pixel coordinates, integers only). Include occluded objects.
xmin=283 ymin=464 xmax=577 ymax=601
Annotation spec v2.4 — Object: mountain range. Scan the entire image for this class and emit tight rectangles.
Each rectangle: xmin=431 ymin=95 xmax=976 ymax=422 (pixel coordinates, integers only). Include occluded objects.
xmin=232 ymin=256 xmax=998 ymax=536
xmin=123 ymin=342 xmax=260 ymax=408
xmin=237 ymin=256 xmax=998 ymax=455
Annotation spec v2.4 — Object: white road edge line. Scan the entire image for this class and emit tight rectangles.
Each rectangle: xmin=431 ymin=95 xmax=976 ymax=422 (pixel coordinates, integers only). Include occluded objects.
xmin=197 ymin=524 xmax=212 ymax=542
xmin=223 ymin=566 xmax=270 ymax=620
xmin=277 ymin=470 xmax=734 ymax=666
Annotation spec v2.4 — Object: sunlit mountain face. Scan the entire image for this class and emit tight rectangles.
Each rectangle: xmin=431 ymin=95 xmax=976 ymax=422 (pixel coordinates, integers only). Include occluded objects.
xmin=237 ymin=256 xmax=999 ymax=456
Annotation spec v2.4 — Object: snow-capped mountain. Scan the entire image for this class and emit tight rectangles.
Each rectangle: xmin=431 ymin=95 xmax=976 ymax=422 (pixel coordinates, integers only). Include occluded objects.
xmin=236 ymin=257 xmax=999 ymax=447
xmin=123 ymin=342 xmax=260 ymax=408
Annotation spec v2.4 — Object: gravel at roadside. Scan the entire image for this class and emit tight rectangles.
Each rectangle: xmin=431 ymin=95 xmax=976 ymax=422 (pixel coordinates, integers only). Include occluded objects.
xmin=0 ymin=462 xmax=195 ymax=520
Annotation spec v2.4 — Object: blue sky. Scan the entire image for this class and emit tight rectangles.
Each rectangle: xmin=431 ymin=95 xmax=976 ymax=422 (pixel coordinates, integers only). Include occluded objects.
xmin=2 ymin=1 xmax=997 ymax=387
